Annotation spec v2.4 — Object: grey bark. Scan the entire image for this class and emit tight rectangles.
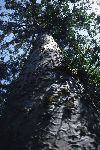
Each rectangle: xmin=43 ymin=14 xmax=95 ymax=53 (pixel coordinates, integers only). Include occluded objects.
xmin=1 ymin=34 xmax=100 ymax=150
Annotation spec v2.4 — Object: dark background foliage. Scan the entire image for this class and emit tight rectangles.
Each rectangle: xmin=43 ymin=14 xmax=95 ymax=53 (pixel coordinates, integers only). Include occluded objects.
xmin=0 ymin=0 xmax=100 ymax=116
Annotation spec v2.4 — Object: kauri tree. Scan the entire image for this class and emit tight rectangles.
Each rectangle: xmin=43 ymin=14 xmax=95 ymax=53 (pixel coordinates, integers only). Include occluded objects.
xmin=0 ymin=0 xmax=100 ymax=150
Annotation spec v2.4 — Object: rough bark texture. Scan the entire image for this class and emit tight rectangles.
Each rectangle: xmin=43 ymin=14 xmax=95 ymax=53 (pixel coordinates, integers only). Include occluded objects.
xmin=1 ymin=34 xmax=100 ymax=150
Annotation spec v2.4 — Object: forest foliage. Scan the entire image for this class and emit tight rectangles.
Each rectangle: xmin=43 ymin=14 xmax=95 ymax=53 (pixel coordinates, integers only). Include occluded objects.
xmin=0 ymin=0 xmax=100 ymax=115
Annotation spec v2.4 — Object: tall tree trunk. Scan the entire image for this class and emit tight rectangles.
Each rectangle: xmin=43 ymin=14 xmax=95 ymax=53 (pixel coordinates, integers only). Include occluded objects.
xmin=1 ymin=34 xmax=100 ymax=150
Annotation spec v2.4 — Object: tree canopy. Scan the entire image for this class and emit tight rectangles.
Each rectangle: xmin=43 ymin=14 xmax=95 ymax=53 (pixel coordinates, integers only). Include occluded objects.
xmin=0 ymin=0 xmax=100 ymax=115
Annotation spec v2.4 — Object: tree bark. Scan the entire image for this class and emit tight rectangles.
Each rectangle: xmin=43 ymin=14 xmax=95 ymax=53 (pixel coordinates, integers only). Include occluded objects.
xmin=1 ymin=34 xmax=100 ymax=150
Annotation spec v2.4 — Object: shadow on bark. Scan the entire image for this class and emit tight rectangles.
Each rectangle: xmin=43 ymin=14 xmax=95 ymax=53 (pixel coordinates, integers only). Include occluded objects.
xmin=0 ymin=34 xmax=100 ymax=150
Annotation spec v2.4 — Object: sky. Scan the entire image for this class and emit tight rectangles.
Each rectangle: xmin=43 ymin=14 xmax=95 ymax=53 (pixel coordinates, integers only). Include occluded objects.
xmin=0 ymin=0 xmax=100 ymax=54
xmin=0 ymin=0 xmax=100 ymax=58
xmin=0 ymin=0 xmax=100 ymax=15
xmin=90 ymin=0 xmax=100 ymax=15
xmin=0 ymin=0 xmax=100 ymax=84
